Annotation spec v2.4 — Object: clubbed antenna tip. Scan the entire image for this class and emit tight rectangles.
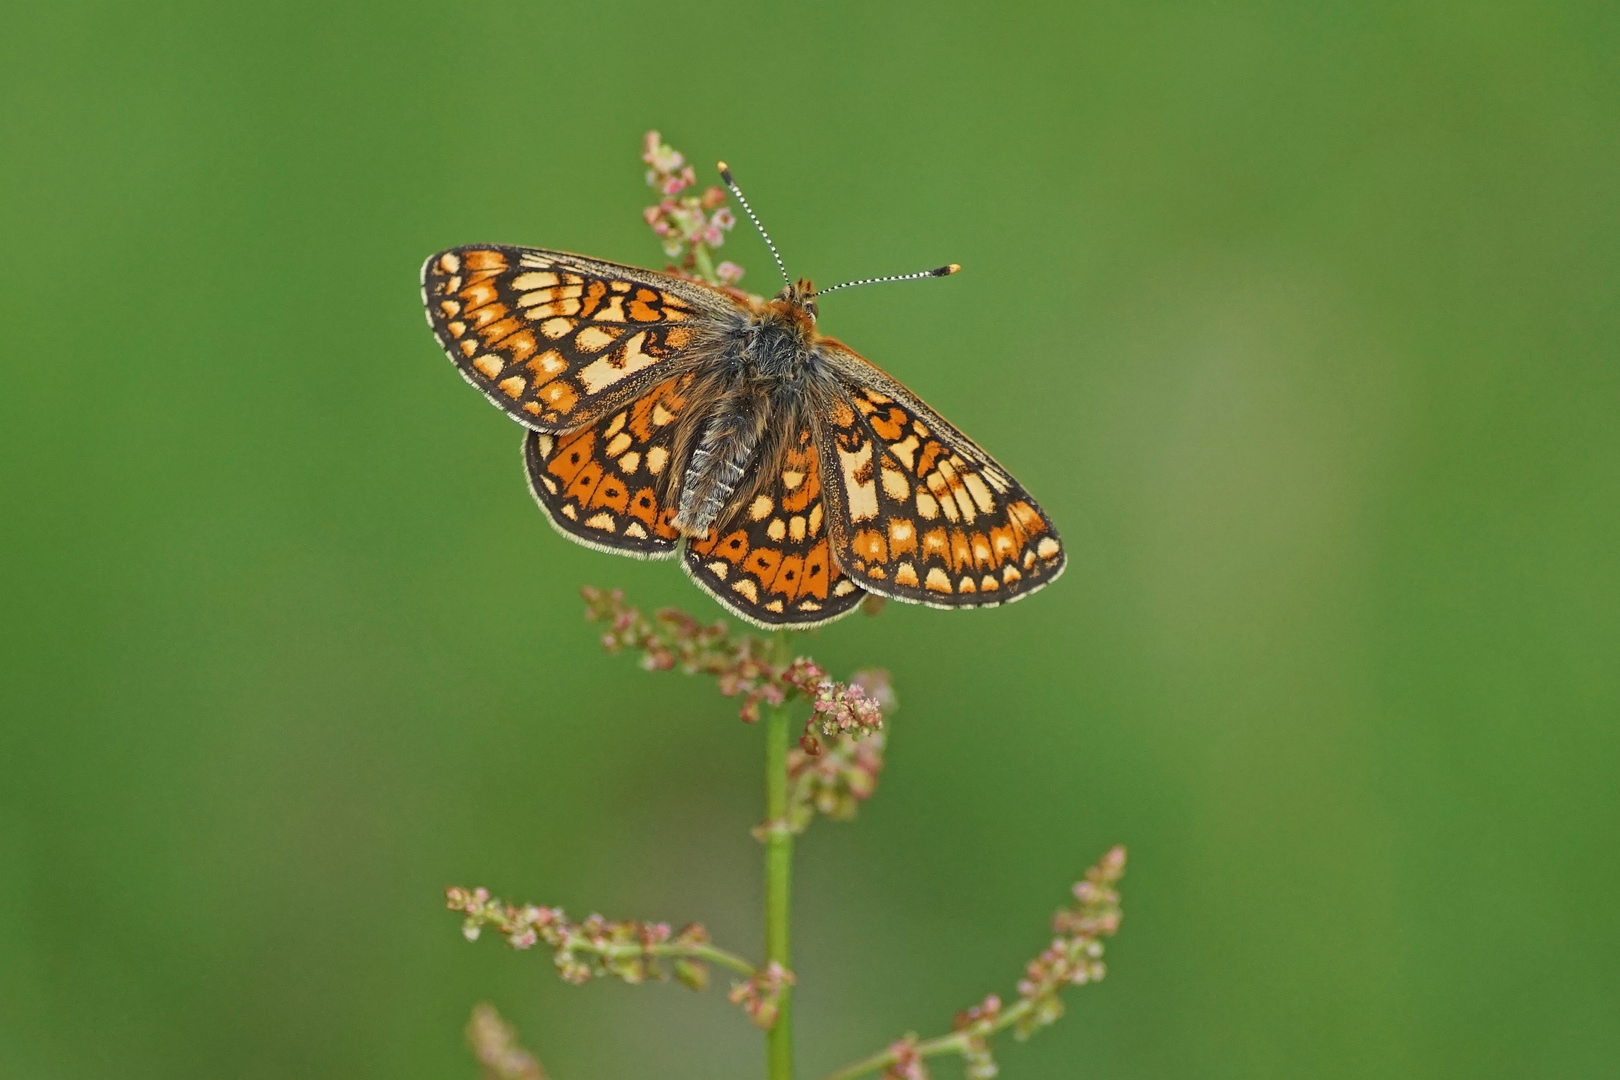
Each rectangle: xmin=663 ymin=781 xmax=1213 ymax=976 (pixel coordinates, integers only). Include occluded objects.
xmin=814 ymin=262 xmax=962 ymax=298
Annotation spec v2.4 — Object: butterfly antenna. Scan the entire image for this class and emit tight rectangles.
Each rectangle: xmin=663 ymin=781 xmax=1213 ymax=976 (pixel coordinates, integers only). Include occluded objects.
xmin=812 ymin=263 xmax=960 ymax=298
xmin=717 ymin=162 xmax=791 ymax=288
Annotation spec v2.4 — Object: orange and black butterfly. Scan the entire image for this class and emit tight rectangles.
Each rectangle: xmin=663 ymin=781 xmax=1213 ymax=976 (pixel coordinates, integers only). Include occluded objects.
xmin=420 ymin=166 xmax=1064 ymax=628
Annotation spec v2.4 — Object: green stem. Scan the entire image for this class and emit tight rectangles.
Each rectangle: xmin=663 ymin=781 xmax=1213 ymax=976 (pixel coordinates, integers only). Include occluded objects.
xmin=692 ymin=242 xmax=719 ymax=287
xmin=818 ymin=997 xmax=1040 ymax=1080
xmin=765 ymin=630 xmax=795 ymax=1080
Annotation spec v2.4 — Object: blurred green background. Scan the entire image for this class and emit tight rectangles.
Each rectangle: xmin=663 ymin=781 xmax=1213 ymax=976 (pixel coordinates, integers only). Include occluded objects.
xmin=3 ymin=2 xmax=1617 ymax=1077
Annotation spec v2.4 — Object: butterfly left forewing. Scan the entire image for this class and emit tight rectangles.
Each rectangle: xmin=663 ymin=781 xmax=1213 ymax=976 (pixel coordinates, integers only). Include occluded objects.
xmin=422 ymin=244 xmax=734 ymax=432
xmin=681 ymin=425 xmax=867 ymax=628
xmin=814 ymin=344 xmax=1065 ymax=608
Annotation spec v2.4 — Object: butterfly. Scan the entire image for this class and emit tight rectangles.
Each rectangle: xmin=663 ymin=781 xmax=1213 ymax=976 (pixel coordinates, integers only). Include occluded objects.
xmin=419 ymin=166 xmax=1064 ymax=629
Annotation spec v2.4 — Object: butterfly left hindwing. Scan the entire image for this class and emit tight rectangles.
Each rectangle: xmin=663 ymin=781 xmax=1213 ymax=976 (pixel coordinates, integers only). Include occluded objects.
xmin=522 ymin=375 xmax=694 ymax=559
xmin=682 ymin=424 xmax=867 ymax=628
xmin=813 ymin=344 xmax=1066 ymax=608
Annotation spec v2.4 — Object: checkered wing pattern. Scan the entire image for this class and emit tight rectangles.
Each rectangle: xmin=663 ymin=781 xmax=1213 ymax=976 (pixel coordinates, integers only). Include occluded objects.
xmin=682 ymin=425 xmax=866 ymax=628
xmin=421 ymin=245 xmax=732 ymax=431
xmin=816 ymin=344 xmax=1065 ymax=607
xmin=522 ymin=376 xmax=694 ymax=559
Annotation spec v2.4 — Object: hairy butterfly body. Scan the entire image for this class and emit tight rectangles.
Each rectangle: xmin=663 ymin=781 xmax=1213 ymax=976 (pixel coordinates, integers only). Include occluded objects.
xmin=421 ymin=231 xmax=1064 ymax=628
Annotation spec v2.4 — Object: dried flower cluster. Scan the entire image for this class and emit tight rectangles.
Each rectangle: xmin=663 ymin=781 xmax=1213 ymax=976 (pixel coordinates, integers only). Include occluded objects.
xmin=1009 ymin=844 xmax=1127 ymax=1038
xmin=446 ymin=886 xmax=723 ymax=992
xmin=781 ymin=670 xmax=896 ymax=831
xmin=881 ymin=1036 xmax=927 ymax=1080
xmin=581 ymin=587 xmax=886 ymax=739
xmin=582 ymin=586 xmax=784 ymax=721
xmin=641 ymin=130 xmax=745 ymax=288
xmin=827 ymin=847 xmax=1127 ymax=1080
xmin=782 ymin=658 xmax=886 ymax=745
xmin=728 ymin=960 xmax=796 ymax=1031
xmin=466 ymin=1003 xmax=547 ymax=1080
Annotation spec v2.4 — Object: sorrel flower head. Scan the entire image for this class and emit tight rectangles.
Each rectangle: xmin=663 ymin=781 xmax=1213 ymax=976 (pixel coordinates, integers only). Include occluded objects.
xmin=641 ymin=130 xmax=742 ymax=287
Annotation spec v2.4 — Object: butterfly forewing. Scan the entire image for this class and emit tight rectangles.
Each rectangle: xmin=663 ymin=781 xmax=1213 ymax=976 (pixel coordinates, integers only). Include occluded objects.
xmin=421 ymin=245 xmax=732 ymax=431
xmin=682 ymin=425 xmax=867 ymax=628
xmin=815 ymin=346 xmax=1065 ymax=607
xmin=523 ymin=375 xmax=694 ymax=559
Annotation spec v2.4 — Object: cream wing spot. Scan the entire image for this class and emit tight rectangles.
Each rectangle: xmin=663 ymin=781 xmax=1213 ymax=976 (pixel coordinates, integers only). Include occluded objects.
xmin=575 ymin=326 xmax=620 ymax=352
xmin=964 ymin=473 xmax=996 ymax=513
xmin=890 ymin=435 xmax=919 ymax=470
xmin=618 ymin=451 xmax=641 ymax=474
xmin=585 ymin=512 xmax=615 ymax=530
xmin=767 ymin=519 xmax=786 ymax=541
xmin=645 ymin=447 xmax=669 ymax=475
xmin=839 ymin=441 xmax=879 ymax=523
xmin=749 ymin=496 xmax=773 ymax=521
xmin=1036 ymin=537 xmax=1061 ymax=559
xmin=577 ymin=332 xmax=658 ymax=394
xmin=924 ymin=568 xmax=952 ymax=593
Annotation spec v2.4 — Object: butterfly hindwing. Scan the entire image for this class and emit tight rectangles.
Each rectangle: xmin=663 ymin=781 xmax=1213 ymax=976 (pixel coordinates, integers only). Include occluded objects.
xmin=422 ymin=245 xmax=734 ymax=432
xmin=681 ymin=425 xmax=867 ymax=628
xmin=523 ymin=376 xmax=693 ymax=559
xmin=815 ymin=345 xmax=1065 ymax=607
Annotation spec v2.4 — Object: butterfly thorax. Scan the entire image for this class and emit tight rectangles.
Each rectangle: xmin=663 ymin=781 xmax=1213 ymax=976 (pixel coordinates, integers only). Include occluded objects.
xmin=669 ymin=279 xmax=831 ymax=537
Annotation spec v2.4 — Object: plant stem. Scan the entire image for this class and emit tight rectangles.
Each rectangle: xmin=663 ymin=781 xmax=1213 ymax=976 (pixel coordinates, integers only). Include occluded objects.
xmin=765 ymin=630 xmax=795 ymax=1080
xmin=692 ymin=242 xmax=719 ymax=287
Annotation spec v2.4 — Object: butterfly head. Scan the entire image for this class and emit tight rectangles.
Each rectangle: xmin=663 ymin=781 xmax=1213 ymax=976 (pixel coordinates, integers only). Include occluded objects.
xmin=772 ymin=278 xmax=819 ymax=325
